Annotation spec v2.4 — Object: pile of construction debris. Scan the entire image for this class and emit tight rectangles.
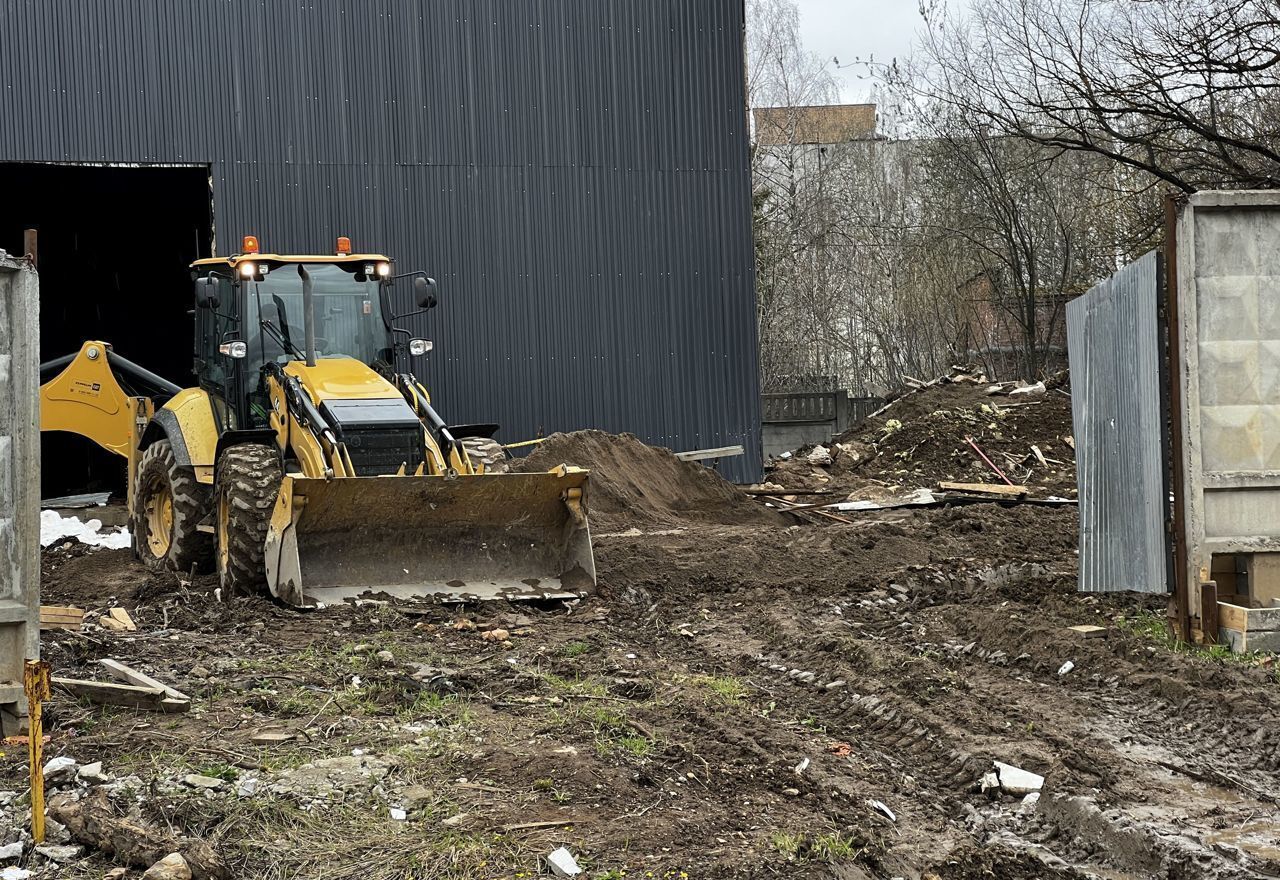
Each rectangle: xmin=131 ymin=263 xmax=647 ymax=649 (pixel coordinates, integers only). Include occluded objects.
xmin=764 ymin=366 xmax=1076 ymax=506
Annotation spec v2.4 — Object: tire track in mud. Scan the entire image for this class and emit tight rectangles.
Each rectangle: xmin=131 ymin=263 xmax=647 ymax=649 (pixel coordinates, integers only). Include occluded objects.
xmin=651 ymin=560 xmax=1280 ymax=879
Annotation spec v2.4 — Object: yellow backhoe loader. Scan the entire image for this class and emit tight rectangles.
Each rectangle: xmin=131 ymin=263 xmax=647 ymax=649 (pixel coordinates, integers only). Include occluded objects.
xmin=39 ymin=236 xmax=595 ymax=606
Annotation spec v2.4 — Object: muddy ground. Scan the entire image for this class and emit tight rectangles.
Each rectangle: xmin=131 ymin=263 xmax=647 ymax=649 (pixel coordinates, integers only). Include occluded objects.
xmin=4 ymin=435 xmax=1280 ymax=880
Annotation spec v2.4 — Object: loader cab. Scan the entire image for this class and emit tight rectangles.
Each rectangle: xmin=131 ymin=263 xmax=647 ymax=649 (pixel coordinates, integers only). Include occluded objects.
xmin=191 ymin=241 xmax=399 ymax=431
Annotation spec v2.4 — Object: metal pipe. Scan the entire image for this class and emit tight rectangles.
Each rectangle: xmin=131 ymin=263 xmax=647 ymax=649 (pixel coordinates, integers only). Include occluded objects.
xmin=106 ymin=351 xmax=183 ymax=396
xmin=299 ymin=264 xmax=317 ymax=367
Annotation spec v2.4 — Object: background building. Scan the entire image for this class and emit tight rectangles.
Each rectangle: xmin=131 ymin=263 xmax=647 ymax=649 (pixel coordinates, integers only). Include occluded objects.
xmin=0 ymin=0 xmax=762 ymax=488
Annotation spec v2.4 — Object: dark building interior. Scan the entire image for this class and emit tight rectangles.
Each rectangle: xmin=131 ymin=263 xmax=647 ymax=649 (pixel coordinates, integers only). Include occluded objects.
xmin=0 ymin=163 xmax=213 ymax=497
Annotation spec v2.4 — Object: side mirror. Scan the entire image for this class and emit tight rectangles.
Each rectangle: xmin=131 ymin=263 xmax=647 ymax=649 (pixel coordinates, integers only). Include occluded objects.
xmin=198 ymin=277 xmax=219 ymax=310
xmin=414 ymin=276 xmax=439 ymax=310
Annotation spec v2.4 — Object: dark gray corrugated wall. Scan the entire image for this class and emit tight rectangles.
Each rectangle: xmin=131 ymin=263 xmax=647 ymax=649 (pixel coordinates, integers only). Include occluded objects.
xmin=0 ymin=0 xmax=762 ymax=481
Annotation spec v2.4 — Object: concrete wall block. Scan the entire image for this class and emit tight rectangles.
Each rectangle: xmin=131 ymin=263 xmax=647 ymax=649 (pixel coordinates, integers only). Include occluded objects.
xmin=0 ymin=255 xmax=40 ymax=733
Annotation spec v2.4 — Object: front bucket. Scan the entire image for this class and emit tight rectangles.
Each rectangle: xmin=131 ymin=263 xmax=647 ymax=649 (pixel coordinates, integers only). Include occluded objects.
xmin=263 ymin=469 xmax=595 ymax=606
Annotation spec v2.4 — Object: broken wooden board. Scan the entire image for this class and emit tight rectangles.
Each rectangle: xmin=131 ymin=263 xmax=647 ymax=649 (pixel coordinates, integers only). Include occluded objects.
xmin=98 ymin=658 xmax=191 ymax=707
xmin=1068 ymin=625 xmax=1108 ymax=639
xmin=52 ymin=677 xmax=175 ymax=711
xmin=101 ymin=607 xmax=137 ymax=632
xmin=937 ymin=482 xmax=1028 ymax=497
xmin=40 ymin=605 xmax=85 ymax=631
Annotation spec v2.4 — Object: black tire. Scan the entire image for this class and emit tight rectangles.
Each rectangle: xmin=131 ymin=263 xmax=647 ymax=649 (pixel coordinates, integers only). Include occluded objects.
xmin=214 ymin=444 xmax=283 ymax=595
xmin=131 ymin=440 xmax=213 ymax=575
xmin=461 ymin=437 xmax=509 ymax=474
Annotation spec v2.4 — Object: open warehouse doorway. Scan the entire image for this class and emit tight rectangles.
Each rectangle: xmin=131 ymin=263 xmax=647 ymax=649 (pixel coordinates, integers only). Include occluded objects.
xmin=0 ymin=163 xmax=213 ymax=499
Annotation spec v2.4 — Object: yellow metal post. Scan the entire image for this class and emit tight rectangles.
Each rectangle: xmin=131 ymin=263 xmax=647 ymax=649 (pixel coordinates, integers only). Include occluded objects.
xmin=24 ymin=660 xmax=50 ymax=844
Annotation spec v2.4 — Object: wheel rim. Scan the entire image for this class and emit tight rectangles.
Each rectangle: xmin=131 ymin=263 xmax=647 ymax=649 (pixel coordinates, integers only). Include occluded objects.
xmin=144 ymin=483 xmax=174 ymax=558
xmin=216 ymin=495 xmax=230 ymax=577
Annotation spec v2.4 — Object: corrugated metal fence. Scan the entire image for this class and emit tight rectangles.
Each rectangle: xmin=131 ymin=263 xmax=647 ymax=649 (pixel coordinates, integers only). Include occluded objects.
xmin=1066 ymin=250 xmax=1170 ymax=593
xmin=0 ymin=0 xmax=761 ymax=481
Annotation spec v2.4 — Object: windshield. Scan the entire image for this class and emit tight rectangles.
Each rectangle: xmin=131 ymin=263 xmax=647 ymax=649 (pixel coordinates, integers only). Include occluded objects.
xmin=244 ymin=262 xmax=393 ymax=367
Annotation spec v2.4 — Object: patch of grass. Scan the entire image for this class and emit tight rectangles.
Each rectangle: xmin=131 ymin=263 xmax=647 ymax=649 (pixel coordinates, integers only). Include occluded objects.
xmin=553 ymin=704 xmax=654 ymax=758
xmin=194 ymin=762 xmax=239 ymax=782
xmin=771 ymin=830 xmax=862 ymax=863
xmin=559 ymin=640 xmax=595 ymax=658
xmin=543 ymin=672 xmax=607 ymax=698
xmin=532 ymin=778 xmax=555 ymax=792
xmin=689 ymin=674 xmax=748 ymax=706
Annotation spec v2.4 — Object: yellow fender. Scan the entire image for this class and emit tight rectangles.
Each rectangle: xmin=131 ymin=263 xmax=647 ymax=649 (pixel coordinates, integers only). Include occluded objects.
xmin=144 ymin=388 xmax=221 ymax=483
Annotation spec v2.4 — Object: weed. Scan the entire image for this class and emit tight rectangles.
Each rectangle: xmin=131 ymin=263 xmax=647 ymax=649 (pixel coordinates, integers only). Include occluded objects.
xmin=533 ymin=778 xmax=555 ymax=792
xmin=195 ymin=762 xmax=239 ymax=782
xmin=559 ymin=641 xmax=595 ymax=658
xmin=1117 ymin=611 xmax=1275 ymax=672
xmin=771 ymin=830 xmax=861 ymax=863
xmin=543 ymin=672 xmax=607 ymax=698
xmin=689 ymin=674 xmax=747 ymax=705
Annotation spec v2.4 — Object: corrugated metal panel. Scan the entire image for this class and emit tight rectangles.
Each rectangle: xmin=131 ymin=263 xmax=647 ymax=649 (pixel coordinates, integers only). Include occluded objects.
xmin=0 ymin=0 xmax=761 ymax=481
xmin=1067 ymin=250 xmax=1169 ymax=593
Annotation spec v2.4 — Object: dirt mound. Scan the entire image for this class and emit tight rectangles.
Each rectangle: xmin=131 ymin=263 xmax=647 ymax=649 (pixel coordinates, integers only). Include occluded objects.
xmin=770 ymin=371 xmax=1077 ymax=498
xmin=513 ymin=430 xmax=778 ymax=530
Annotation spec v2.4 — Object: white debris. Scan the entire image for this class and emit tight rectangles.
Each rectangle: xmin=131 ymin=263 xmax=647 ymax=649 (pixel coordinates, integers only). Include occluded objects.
xmin=993 ymin=761 xmax=1045 ymax=796
xmin=805 ymin=445 xmax=833 ymax=466
xmin=389 ymin=807 xmax=407 ymax=821
xmin=1018 ymin=791 xmax=1041 ymax=815
xmin=39 ymin=509 xmax=130 ymax=550
xmin=35 ymin=844 xmax=83 ymax=862
xmin=2 ymin=867 xmax=32 ymax=880
xmin=980 ymin=770 xmax=1001 ymax=794
xmin=0 ymin=843 xmax=21 ymax=861
xmin=42 ymin=756 xmax=78 ymax=783
xmin=793 ymin=757 xmax=810 ymax=776
xmin=1057 ymin=660 xmax=1075 ymax=676
xmin=1010 ymin=381 xmax=1047 ymax=396
xmin=779 ymin=451 xmax=792 ymax=460
xmin=867 ymin=799 xmax=896 ymax=822
xmin=77 ymin=761 xmax=110 ymax=784
xmin=546 ymin=846 xmax=582 ymax=878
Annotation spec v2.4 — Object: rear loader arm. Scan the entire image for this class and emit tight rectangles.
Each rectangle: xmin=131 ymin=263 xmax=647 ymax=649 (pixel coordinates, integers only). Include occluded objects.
xmin=40 ymin=341 xmax=169 ymax=497
xmin=40 ymin=341 xmax=157 ymax=461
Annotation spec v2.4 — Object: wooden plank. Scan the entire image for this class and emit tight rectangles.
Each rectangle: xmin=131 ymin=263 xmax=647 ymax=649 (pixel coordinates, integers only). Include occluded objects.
xmin=743 ymin=489 xmax=836 ymax=497
xmin=40 ymin=606 xmax=84 ymax=631
xmin=938 ymin=482 xmax=1028 ymax=497
xmin=1217 ymin=602 xmax=1280 ymax=633
xmin=1201 ymin=581 xmax=1219 ymax=646
xmin=1218 ymin=602 xmax=1249 ymax=632
xmin=52 ymin=677 xmax=165 ymax=709
xmin=98 ymin=658 xmax=190 ymax=703
xmin=675 ymin=445 xmax=744 ymax=462
xmin=1068 ymin=625 xmax=1108 ymax=639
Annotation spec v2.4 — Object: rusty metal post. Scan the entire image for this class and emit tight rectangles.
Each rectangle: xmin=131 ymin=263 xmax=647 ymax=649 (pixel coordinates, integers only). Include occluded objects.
xmin=22 ymin=228 xmax=37 ymax=268
xmin=1164 ymin=194 xmax=1192 ymax=643
xmin=24 ymin=660 xmax=50 ymax=843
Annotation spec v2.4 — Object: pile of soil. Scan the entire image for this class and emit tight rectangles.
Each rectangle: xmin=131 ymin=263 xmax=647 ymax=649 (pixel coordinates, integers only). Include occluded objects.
xmin=513 ymin=429 xmax=779 ymax=530
xmin=770 ymin=371 xmax=1077 ymax=498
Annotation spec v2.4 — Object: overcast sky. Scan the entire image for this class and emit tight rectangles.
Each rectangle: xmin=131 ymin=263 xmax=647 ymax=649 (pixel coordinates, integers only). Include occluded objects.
xmin=796 ymin=0 xmax=932 ymax=102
